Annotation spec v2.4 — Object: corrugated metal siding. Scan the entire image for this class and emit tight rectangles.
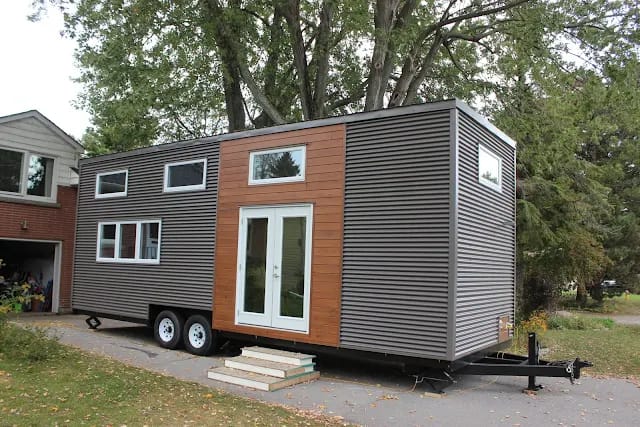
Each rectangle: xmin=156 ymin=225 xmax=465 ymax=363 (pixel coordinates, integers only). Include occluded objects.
xmin=455 ymin=112 xmax=516 ymax=357
xmin=72 ymin=141 xmax=218 ymax=320
xmin=341 ymin=111 xmax=452 ymax=359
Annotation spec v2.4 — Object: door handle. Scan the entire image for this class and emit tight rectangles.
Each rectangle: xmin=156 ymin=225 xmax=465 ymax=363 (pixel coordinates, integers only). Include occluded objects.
xmin=273 ymin=273 xmax=280 ymax=279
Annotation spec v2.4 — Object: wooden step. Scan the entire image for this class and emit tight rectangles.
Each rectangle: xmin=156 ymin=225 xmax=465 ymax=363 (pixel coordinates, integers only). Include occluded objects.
xmin=241 ymin=346 xmax=315 ymax=366
xmin=225 ymin=356 xmax=314 ymax=378
xmin=208 ymin=366 xmax=320 ymax=391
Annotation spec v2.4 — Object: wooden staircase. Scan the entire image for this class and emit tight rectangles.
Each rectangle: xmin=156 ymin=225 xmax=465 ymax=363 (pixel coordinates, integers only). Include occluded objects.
xmin=208 ymin=346 xmax=319 ymax=391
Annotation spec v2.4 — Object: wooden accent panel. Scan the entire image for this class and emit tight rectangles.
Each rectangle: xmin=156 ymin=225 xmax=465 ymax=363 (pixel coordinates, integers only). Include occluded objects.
xmin=213 ymin=125 xmax=345 ymax=347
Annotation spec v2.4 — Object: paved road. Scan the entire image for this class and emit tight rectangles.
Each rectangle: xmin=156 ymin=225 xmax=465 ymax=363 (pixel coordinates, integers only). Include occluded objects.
xmin=16 ymin=314 xmax=640 ymax=426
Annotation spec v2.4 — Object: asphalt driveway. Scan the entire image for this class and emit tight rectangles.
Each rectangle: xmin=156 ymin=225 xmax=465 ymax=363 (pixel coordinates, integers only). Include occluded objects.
xmin=15 ymin=314 xmax=640 ymax=426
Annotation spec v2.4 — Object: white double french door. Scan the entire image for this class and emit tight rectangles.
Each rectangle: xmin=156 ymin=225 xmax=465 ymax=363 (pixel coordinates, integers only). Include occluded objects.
xmin=236 ymin=205 xmax=313 ymax=332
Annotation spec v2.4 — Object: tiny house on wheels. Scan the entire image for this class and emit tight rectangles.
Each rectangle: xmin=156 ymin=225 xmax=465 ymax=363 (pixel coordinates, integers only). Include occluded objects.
xmin=73 ymin=100 xmax=517 ymax=365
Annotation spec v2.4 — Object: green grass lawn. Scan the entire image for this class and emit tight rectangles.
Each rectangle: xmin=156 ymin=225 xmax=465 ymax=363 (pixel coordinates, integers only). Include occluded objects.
xmin=542 ymin=325 xmax=640 ymax=378
xmin=512 ymin=313 xmax=640 ymax=379
xmin=0 ymin=323 xmax=342 ymax=426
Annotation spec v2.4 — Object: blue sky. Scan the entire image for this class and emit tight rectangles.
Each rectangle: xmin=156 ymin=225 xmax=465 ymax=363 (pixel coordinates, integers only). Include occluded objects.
xmin=0 ymin=1 xmax=90 ymax=139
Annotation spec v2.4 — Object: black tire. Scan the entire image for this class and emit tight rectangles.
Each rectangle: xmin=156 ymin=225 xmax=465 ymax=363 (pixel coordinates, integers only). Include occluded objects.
xmin=153 ymin=310 xmax=184 ymax=349
xmin=183 ymin=314 xmax=216 ymax=356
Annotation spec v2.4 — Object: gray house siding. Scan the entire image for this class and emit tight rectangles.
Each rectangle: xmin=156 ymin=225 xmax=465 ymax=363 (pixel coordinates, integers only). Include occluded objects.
xmin=72 ymin=141 xmax=219 ymax=320
xmin=454 ymin=111 xmax=516 ymax=357
xmin=340 ymin=110 xmax=452 ymax=359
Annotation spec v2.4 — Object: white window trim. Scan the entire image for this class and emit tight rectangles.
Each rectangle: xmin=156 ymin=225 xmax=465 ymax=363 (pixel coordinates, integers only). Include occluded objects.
xmin=163 ymin=158 xmax=207 ymax=193
xmin=248 ymin=145 xmax=306 ymax=185
xmin=0 ymin=146 xmax=58 ymax=202
xmin=478 ymin=145 xmax=502 ymax=192
xmin=95 ymin=169 xmax=129 ymax=199
xmin=96 ymin=220 xmax=162 ymax=264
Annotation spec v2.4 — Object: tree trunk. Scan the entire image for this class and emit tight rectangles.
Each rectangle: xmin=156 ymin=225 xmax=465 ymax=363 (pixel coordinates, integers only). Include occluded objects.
xmin=311 ymin=0 xmax=334 ymax=119
xmin=576 ymin=282 xmax=588 ymax=307
xmin=365 ymin=0 xmax=399 ymax=111
xmin=279 ymin=0 xmax=313 ymax=120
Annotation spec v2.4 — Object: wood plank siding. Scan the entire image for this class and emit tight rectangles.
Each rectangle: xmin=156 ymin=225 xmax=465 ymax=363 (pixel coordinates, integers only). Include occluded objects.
xmin=213 ymin=125 xmax=345 ymax=346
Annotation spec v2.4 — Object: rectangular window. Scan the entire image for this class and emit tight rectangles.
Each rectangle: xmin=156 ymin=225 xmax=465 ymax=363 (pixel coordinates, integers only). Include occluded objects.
xmin=163 ymin=159 xmax=206 ymax=192
xmin=96 ymin=170 xmax=128 ymax=198
xmin=27 ymin=154 xmax=55 ymax=197
xmin=140 ymin=222 xmax=159 ymax=260
xmin=249 ymin=146 xmax=305 ymax=185
xmin=98 ymin=224 xmax=116 ymax=258
xmin=0 ymin=147 xmax=56 ymax=199
xmin=0 ymin=148 xmax=24 ymax=193
xmin=97 ymin=220 xmax=161 ymax=264
xmin=478 ymin=145 xmax=502 ymax=192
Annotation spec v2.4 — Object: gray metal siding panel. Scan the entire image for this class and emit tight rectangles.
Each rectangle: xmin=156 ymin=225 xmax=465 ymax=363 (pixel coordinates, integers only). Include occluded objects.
xmin=341 ymin=111 xmax=452 ymax=359
xmin=455 ymin=112 xmax=516 ymax=357
xmin=72 ymin=143 xmax=218 ymax=320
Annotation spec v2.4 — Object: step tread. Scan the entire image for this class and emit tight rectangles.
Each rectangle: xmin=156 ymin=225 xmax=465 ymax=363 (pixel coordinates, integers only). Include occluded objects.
xmin=208 ymin=366 xmax=320 ymax=391
xmin=242 ymin=346 xmax=315 ymax=360
xmin=226 ymin=356 xmax=312 ymax=371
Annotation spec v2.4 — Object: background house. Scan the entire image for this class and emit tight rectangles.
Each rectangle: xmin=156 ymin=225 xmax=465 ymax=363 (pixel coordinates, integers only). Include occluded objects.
xmin=0 ymin=110 xmax=83 ymax=312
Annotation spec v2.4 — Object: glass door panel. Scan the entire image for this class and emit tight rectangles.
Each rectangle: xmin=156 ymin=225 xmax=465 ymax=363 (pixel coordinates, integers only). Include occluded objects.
xmin=278 ymin=217 xmax=306 ymax=318
xmin=236 ymin=210 xmax=273 ymax=327
xmin=243 ymin=217 xmax=268 ymax=314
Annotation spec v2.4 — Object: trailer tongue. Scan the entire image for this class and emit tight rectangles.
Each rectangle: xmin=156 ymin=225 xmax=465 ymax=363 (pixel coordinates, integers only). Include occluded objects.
xmin=457 ymin=333 xmax=593 ymax=390
xmin=414 ymin=333 xmax=593 ymax=393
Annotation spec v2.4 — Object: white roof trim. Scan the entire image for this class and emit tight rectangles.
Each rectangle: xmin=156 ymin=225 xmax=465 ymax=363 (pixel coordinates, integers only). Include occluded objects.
xmin=0 ymin=110 xmax=84 ymax=153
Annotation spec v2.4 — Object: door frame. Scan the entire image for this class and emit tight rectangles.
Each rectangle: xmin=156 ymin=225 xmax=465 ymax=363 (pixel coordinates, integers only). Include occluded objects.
xmin=235 ymin=204 xmax=313 ymax=333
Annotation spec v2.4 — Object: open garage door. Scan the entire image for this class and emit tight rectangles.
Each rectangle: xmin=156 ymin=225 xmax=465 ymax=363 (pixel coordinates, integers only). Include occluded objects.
xmin=0 ymin=239 xmax=61 ymax=313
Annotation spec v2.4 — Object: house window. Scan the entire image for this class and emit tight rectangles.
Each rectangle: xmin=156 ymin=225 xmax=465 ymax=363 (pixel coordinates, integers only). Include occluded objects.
xmin=163 ymin=159 xmax=206 ymax=192
xmin=97 ymin=220 xmax=161 ymax=264
xmin=96 ymin=170 xmax=128 ymax=198
xmin=249 ymin=146 xmax=305 ymax=185
xmin=0 ymin=147 xmax=56 ymax=200
xmin=478 ymin=145 xmax=502 ymax=192
xmin=27 ymin=154 xmax=55 ymax=197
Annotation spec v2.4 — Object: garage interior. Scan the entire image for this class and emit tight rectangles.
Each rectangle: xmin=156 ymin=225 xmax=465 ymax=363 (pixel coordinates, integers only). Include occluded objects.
xmin=0 ymin=239 xmax=57 ymax=312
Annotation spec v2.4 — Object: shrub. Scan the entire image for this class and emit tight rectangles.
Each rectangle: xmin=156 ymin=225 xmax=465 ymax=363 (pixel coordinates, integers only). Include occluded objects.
xmin=514 ymin=311 xmax=548 ymax=348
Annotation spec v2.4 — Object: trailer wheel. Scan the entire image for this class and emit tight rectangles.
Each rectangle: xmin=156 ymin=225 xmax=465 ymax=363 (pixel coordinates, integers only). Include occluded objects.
xmin=154 ymin=310 xmax=183 ymax=349
xmin=183 ymin=314 xmax=216 ymax=356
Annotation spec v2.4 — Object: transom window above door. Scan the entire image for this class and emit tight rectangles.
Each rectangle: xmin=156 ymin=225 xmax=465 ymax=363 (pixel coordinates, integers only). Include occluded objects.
xmin=0 ymin=147 xmax=55 ymax=200
xmin=249 ymin=146 xmax=306 ymax=185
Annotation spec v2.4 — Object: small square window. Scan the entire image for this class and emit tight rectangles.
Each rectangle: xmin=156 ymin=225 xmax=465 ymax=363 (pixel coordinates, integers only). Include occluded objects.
xmin=249 ymin=146 xmax=305 ymax=185
xmin=96 ymin=170 xmax=128 ymax=198
xmin=164 ymin=159 xmax=206 ymax=192
xmin=478 ymin=145 xmax=502 ymax=192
